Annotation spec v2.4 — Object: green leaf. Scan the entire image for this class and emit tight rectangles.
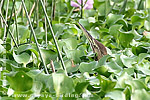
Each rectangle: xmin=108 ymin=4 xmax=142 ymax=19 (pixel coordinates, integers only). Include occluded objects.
xmin=94 ymin=65 xmax=110 ymax=77
xmin=120 ymin=54 xmax=137 ymax=68
xmin=90 ymin=27 xmax=100 ymax=39
xmin=17 ymin=44 xmax=39 ymax=57
xmin=109 ymin=25 xmax=123 ymax=38
xmin=52 ymin=73 xmax=74 ymax=97
xmin=75 ymin=82 xmax=89 ymax=94
xmin=64 ymin=60 xmax=79 ymax=73
xmin=137 ymin=53 xmax=150 ymax=64
xmin=6 ymin=71 xmax=33 ymax=92
xmin=106 ymin=90 xmax=126 ymax=100
xmin=117 ymin=72 xmax=132 ymax=88
xmin=52 ymin=23 xmax=65 ymax=38
xmin=132 ymin=30 xmax=143 ymax=40
xmin=115 ymin=19 xmax=128 ymax=30
xmin=125 ymin=8 xmax=136 ymax=18
xmin=131 ymin=15 xmax=145 ymax=29
xmin=34 ymin=73 xmax=55 ymax=93
xmin=119 ymin=31 xmax=134 ymax=48
xmin=13 ymin=52 xmax=31 ymax=67
xmin=98 ymin=55 xmax=112 ymax=66
xmin=106 ymin=14 xmax=124 ymax=27
xmin=2 ymin=43 xmax=11 ymax=51
xmin=62 ymin=38 xmax=78 ymax=50
xmin=132 ymin=46 xmax=148 ymax=56
xmin=40 ymin=48 xmax=57 ymax=65
xmin=0 ymin=44 xmax=5 ymax=54
xmin=97 ymin=0 xmax=111 ymax=16
xmin=65 ymin=50 xmax=84 ymax=63
xmin=126 ymin=80 xmax=148 ymax=91
xmin=79 ymin=19 xmax=90 ymax=30
xmin=97 ymin=75 xmax=116 ymax=92
xmin=34 ymin=27 xmax=45 ymax=40
xmin=131 ymin=89 xmax=150 ymax=100
xmin=79 ymin=61 xmax=98 ymax=73
xmin=146 ymin=0 xmax=150 ymax=8
xmin=12 ymin=25 xmax=30 ymax=43
xmin=32 ymin=81 xmax=43 ymax=96
xmin=106 ymin=60 xmax=123 ymax=74
xmin=144 ymin=20 xmax=150 ymax=31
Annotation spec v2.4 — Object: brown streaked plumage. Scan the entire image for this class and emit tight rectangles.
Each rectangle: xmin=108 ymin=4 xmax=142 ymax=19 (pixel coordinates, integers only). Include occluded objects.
xmin=77 ymin=22 xmax=107 ymax=60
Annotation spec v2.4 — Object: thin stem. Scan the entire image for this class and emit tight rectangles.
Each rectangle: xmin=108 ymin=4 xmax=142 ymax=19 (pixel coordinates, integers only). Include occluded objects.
xmin=51 ymin=0 xmax=56 ymax=22
xmin=39 ymin=0 xmax=68 ymax=76
xmin=29 ymin=9 xmax=36 ymax=43
xmin=0 ymin=13 xmax=18 ymax=48
xmin=27 ymin=2 xmax=35 ymax=25
xmin=50 ymin=60 xmax=55 ymax=73
xmin=21 ymin=3 xmax=24 ymax=22
xmin=21 ymin=0 xmax=49 ymax=74
xmin=29 ymin=1 xmax=37 ymax=43
xmin=81 ymin=0 xmax=83 ymax=18
xmin=14 ymin=8 xmax=19 ymax=44
xmin=0 ymin=0 xmax=4 ymax=27
xmin=36 ymin=0 xmax=39 ymax=27
xmin=3 ymin=0 xmax=9 ymax=40
xmin=3 ymin=0 xmax=16 ymax=42
xmin=44 ymin=0 xmax=47 ymax=45
xmin=51 ymin=0 xmax=53 ymax=22
xmin=0 ymin=0 xmax=4 ymax=9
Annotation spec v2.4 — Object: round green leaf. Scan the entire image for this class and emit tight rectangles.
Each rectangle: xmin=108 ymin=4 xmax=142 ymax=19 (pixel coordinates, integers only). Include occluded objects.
xmin=6 ymin=71 xmax=33 ymax=92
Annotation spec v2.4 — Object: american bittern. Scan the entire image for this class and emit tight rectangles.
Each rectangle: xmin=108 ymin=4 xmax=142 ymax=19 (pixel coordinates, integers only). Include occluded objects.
xmin=77 ymin=22 xmax=107 ymax=60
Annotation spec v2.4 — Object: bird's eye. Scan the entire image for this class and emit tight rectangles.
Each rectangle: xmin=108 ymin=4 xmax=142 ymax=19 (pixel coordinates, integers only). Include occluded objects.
xmin=93 ymin=44 xmax=98 ymax=49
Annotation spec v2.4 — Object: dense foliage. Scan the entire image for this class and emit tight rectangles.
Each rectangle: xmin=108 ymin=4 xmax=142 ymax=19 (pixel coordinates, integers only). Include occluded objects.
xmin=0 ymin=0 xmax=150 ymax=100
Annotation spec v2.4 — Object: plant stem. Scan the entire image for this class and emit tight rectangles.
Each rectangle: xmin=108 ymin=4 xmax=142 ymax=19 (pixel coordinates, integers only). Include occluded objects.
xmin=21 ymin=3 xmax=24 ymax=22
xmin=51 ymin=0 xmax=56 ymax=22
xmin=21 ymin=0 xmax=49 ymax=74
xmin=39 ymin=0 xmax=68 ymax=76
xmin=29 ymin=1 xmax=37 ymax=43
xmin=14 ymin=8 xmax=19 ymax=44
xmin=44 ymin=0 xmax=48 ymax=46
xmin=50 ymin=60 xmax=55 ymax=72
xmin=0 ymin=13 xmax=18 ymax=48
xmin=36 ymin=0 xmax=39 ymax=27
xmin=3 ymin=0 xmax=16 ymax=42
xmin=27 ymin=2 xmax=35 ymax=25
xmin=81 ymin=0 xmax=83 ymax=18
xmin=0 ymin=0 xmax=4 ymax=28
xmin=3 ymin=0 xmax=9 ymax=40
xmin=29 ymin=9 xmax=36 ymax=43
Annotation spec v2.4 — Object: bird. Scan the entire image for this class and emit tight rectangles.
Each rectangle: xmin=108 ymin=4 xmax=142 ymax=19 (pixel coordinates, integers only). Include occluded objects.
xmin=77 ymin=22 xmax=107 ymax=61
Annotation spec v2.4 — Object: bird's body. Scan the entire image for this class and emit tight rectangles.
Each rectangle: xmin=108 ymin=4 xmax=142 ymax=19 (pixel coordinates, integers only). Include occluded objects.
xmin=77 ymin=22 xmax=107 ymax=60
